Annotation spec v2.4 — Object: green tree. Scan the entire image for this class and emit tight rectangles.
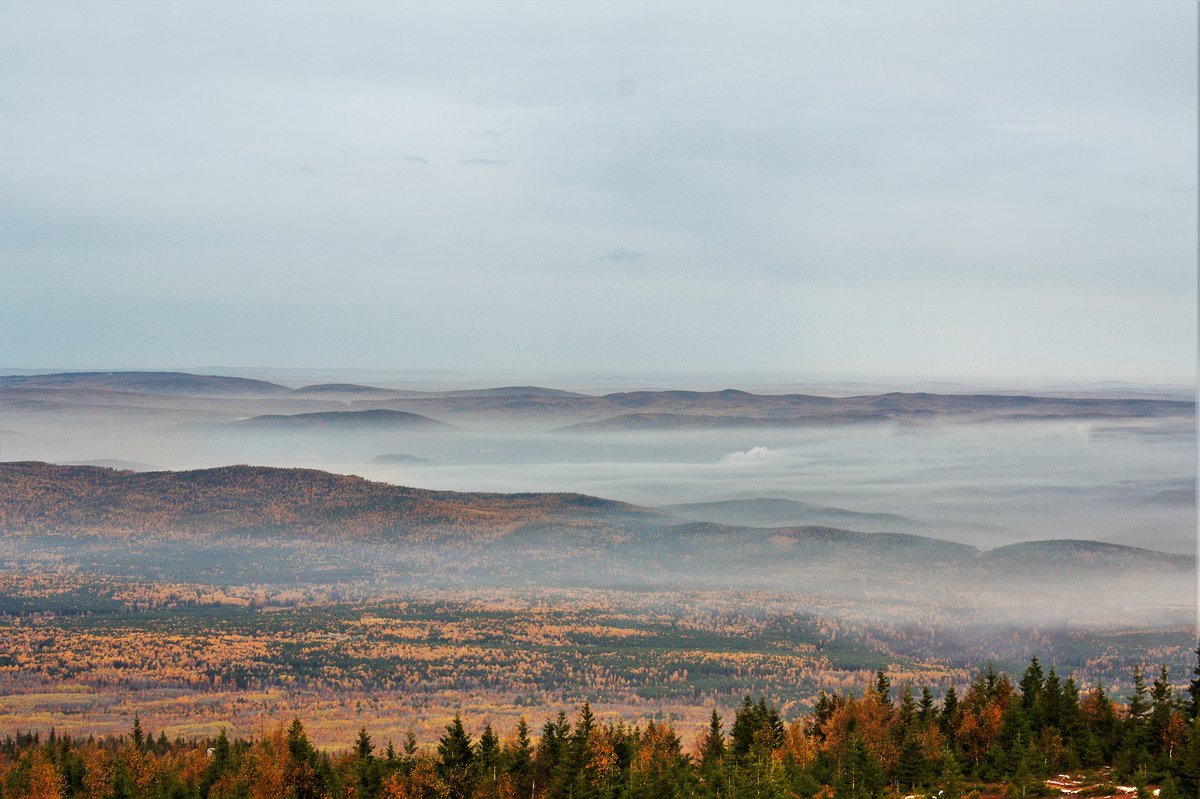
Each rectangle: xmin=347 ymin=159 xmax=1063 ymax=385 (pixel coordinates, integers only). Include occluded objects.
xmin=507 ymin=717 xmax=534 ymax=797
xmin=895 ymin=730 xmax=926 ymax=791
xmin=834 ymin=734 xmax=884 ymax=799
xmin=1188 ymin=639 xmax=1200 ymax=721
xmin=940 ymin=685 xmax=959 ymax=740
xmin=286 ymin=718 xmax=320 ymax=799
xmin=1148 ymin=665 xmax=1175 ymax=764
xmin=875 ymin=671 xmax=891 ymax=705
xmin=130 ymin=716 xmax=144 ymax=752
xmin=697 ymin=710 xmax=725 ymax=797
xmin=918 ymin=686 xmax=935 ymax=728
xmin=354 ymin=726 xmax=381 ymax=798
xmin=438 ymin=714 xmax=476 ymax=799
xmin=477 ymin=722 xmax=501 ymax=795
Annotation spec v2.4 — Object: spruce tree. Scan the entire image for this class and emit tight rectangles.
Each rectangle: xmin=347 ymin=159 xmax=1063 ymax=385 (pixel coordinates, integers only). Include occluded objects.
xmin=1019 ymin=657 xmax=1045 ymax=730
xmin=835 ymin=734 xmax=885 ymax=799
xmin=130 ymin=716 xmax=144 ymax=752
xmin=875 ymin=671 xmax=891 ymax=705
xmin=1148 ymin=665 xmax=1174 ymax=763
xmin=1188 ymin=639 xmax=1200 ymax=721
xmin=477 ymin=722 xmax=501 ymax=788
xmin=354 ymin=727 xmax=380 ymax=798
xmin=730 ymin=695 xmax=758 ymax=760
xmin=918 ymin=686 xmax=935 ymax=728
xmin=940 ymin=685 xmax=959 ymax=739
xmin=896 ymin=730 xmax=926 ymax=792
xmin=938 ymin=748 xmax=966 ymax=799
xmin=898 ymin=686 xmax=917 ymax=730
xmin=698 ymin=709 xmax=725 ymax=774
xmin=438 ymin=714 xmax=477 ymax=799
xmin=508 ymin=717 xmax=534 ymax=796
xmin=1042 ymin=668 xmax=1063 ymax=732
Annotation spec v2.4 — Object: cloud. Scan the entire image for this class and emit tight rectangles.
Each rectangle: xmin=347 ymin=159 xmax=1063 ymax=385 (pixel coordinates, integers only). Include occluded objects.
xmin=0 ymin=2 xmax=1191 ymax=379
xmin=483 ymin=128 xmax=502 ymax=137
xmin=721 ymin=446 xmax=775 ymax=465
xmin=598 ymin=247 xmax=645 ymax=261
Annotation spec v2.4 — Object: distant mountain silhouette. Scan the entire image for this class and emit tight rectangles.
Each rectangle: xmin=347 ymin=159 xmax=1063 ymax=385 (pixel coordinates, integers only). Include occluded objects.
xmin=234 ymin=409 xmax=454 ymax=431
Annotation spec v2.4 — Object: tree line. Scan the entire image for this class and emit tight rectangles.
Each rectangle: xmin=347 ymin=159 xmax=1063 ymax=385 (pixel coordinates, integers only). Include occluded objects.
xmin=4 ymin=647 xmax=1200 ymax=799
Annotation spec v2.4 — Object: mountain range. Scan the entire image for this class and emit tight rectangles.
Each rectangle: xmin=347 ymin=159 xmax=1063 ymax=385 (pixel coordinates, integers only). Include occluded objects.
xmin=1 ymin=371 xmax=1193 ymax=430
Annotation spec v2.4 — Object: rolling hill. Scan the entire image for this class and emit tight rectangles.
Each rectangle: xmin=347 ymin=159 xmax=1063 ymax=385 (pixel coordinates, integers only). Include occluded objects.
xmin=0 ymin=371 xmax=291 ymax=396
xmin=3 ymin=371 xmax=1192 ymax=430
xmin=660 ymin=498 xmax=930 ymax=532
xmin=1 ymin=463 xmax=1191 ymax=583
xmin=233 ymin=409 xmax=455 ymax=431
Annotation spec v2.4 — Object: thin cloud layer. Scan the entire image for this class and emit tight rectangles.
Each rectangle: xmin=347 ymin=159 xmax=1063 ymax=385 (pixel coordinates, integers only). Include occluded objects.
xmin=0 ymin=1 xmax=1194 ymax=380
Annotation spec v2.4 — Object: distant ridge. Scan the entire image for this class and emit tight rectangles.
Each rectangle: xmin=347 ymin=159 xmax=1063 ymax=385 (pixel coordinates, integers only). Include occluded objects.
xmin=661 ymin=498 xmax=930 ymax=532
xmin=234 ymin=409 xmax=454 ymax=431
xmin=980 ymin=538 xmax=1192 ymax=570
xmin=293 ymin=383 xmax=398 ymax=395
xmin=0 ymin=371 xmax=290 ymax=396
xmin=3 ymin=372 xmax=1192 ymax=429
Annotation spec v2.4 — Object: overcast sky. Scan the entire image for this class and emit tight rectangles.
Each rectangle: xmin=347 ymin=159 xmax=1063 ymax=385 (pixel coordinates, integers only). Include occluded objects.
xmin=1 ymin=1 xmax=1195 ymax=383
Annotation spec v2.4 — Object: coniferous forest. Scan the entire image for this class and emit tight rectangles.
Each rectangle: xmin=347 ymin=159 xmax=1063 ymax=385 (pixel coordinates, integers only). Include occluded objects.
xmin=4 ymin=650 xmax=1200 ymax=799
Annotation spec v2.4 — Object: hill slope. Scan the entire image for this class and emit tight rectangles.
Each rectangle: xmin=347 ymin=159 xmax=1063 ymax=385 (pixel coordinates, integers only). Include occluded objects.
xmin=0 ymin=461 xmax=658 ymax=541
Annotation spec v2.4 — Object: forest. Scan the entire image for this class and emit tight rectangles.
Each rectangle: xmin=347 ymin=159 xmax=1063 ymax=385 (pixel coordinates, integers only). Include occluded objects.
xmin=3 ymin=652 xmax=1199 ymax=799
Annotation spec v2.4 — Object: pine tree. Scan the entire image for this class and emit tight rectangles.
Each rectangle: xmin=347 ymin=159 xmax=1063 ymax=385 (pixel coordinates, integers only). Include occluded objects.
xmin=1019 ymin=657 xmax=1045 ymax=730
xmin=698 ymin=709 xmax=725 ymax=772
xmin=477 ymin=722 xmax=501 ymax=789
xmin=760 ymin=696 xmax=785 ymax=750
xmin=201 ymin=728 xmax=232 ymax=797
xmin=1125 ymin=665 xmax=1151 ymax=780
xmin=355 ymin=727 xmax=374 ymax=760
xmin=1178 ymin=716 xmax=1200 ymax=798
xmin=813 ymin=690 xmax=834 ymax=740
xmin=1148 ymin=665 xmax=1174 ymax=763
xmin=918 ymin=686 xmax=935 ymax=728
xmin=729 ymin=695 xmax=758 ymax=760
xmin=938 ymin=748 xmax=965 ymax=799
xmin=354 ymin=726 xmax=380 ymax=798
xmin=130 ymin=716 xmax=144 ymax=752
xmin=288 ymin=718 xmax=315 ymax=764
xmin=287 ymin=718 xmax=320 ymax=799
xmin=1129 ymin=664 xmax=1150 ymax=722
xmin=835 ymin=734 xmax=885 ymax=799
xmin=1058 ymin=677 xmax=1089 ymax=767
xmin=1188 ymin=639 xmax=1200 ymax=721
xmin=697 ymin=709 xmax=725 ymax=797
xmin=507 ymin=717 xmax=534 ymax=796
xmin=940 ymin=684 xmax=959 ymax=739
xmin=1042 ymin=668 xmax=1063 ymax=732
xmin=875 ymin=671 xmax=891 ymax=705
xmin=898 ymin=686 xmax=917 ymax=730
xmin=896 ymin=730 xmax=926 ymax=792
xmin=438 ymin=714 xmax=477 ymax=799
xmin=535 ymin=711 xmax=567 ymax=789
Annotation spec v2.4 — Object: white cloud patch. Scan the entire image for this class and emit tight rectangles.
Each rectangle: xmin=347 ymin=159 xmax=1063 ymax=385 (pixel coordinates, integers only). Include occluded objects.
xmin=721 ymin=446 xmax=775 ymax=465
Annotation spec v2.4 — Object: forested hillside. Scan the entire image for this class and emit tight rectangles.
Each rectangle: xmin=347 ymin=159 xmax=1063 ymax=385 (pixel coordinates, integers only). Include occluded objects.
xmin=3 ymin=654 xmax=1199 ymax=799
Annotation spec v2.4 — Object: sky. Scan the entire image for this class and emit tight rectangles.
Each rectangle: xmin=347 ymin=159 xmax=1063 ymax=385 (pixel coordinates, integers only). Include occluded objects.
xmin=1 ymin=0 xmax=1196 ymax=383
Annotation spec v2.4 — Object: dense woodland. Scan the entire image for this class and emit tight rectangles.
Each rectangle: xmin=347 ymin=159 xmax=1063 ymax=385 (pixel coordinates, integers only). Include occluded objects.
xmin=3 ymin=651 xmax=1200 ymax=799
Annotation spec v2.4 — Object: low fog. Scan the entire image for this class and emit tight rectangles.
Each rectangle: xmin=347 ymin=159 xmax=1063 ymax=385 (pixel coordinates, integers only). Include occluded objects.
xmin=2 ymin=391 xmax=1195 ymax=554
